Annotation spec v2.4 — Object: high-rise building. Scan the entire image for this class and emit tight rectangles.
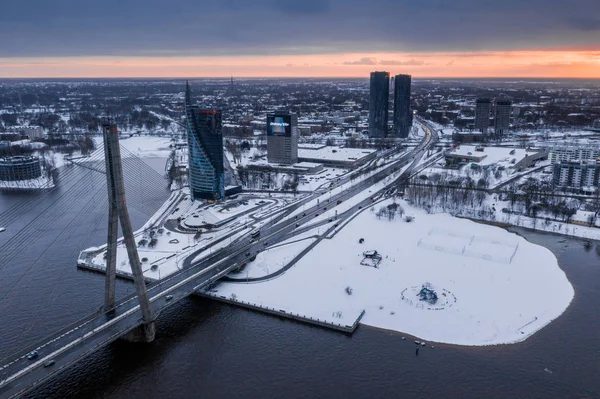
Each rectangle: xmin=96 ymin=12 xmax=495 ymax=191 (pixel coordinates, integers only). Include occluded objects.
xmin=185 ymin=82 xmax=225 ymax=201
xmin=553 ymin=162 xmax=600 ymax=190
xmin=369 ymin=71 xmax=390 ymax=138
xmin=474 ymin=98 xmax=491 ymax=132
xmin=267 ymin=111 xmax=298 ymax=164
xmin=393 ymin=74 xmax=412 ymax=138
xmin=494 ymin=100 xmax=512 ymax=135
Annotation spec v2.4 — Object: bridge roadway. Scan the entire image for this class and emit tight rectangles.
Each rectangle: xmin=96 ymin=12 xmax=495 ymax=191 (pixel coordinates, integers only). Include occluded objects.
xmin=0 ymin=125 xmax=433 ymax=398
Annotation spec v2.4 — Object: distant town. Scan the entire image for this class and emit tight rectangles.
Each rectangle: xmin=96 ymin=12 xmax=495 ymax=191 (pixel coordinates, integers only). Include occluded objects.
xmin=1 ymin=76 xmax=600 ymax=222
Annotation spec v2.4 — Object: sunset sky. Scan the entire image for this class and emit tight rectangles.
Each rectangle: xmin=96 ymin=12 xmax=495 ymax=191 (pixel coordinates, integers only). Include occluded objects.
xmin=1 ymin=0 xmax=599 ymax=78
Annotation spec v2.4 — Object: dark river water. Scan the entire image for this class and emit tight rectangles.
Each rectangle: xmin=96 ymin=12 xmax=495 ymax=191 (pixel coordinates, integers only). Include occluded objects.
xmin=1 ymin=158 xmax=599 ymax=399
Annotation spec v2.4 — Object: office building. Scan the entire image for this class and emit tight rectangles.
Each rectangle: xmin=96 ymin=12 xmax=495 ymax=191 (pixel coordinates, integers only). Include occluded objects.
xmin=369 ymin=71 xmax=390 ymax=138
xmin=494 ymin=100 xmax=512 ymax=136
xmin=474 ymin=98 xmax=491 ymax=132
xmin=185 ymin=82 xmax=225 ymax=201
xmin=393 ymin=74 xmax=412 ymax=138
xmin=267 ymin=111 xmax=298 ymax=164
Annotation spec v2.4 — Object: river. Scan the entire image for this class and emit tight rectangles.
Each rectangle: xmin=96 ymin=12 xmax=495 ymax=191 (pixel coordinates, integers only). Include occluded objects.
xmin=1 ymin=158 xmax=599 ymax=399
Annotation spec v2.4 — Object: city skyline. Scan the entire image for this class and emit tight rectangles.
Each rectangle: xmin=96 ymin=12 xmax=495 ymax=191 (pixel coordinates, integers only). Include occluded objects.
xmin=1 ymin=0 xmax=599 ymax=78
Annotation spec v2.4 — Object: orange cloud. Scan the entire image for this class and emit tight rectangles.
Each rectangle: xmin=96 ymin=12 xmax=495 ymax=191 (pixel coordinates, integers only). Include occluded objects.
xmin=0 ymin=50 xmax=599 ymax=78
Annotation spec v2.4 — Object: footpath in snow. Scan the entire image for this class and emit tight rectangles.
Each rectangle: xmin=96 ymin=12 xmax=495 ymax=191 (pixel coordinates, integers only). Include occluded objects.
xmin=216 ymin=200 xmax=574 ymax=346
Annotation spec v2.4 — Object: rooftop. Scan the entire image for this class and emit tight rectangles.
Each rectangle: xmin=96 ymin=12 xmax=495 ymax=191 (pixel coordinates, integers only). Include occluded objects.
xmin=298 ymin=146 xmax=376 ymax=163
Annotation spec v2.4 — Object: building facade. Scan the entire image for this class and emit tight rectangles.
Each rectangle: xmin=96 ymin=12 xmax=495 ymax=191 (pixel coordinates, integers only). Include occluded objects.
xmin=368 ymin=71 xmax=390 ymax=138
xmin=548 ymin=144 xmax=600 ymax=164
xmin=393 ymin=74 xmax=412 ymax=138
xmin=0 ymin=156 xmax=42 ymax=181
xmin=474 ymin=98 xmax=491 ymax=132
xmin=494 ymin=100 xmax=511 ymax=136
xmin=267 ymin=111 xmax=298 ymax=164
xmin=185 ymin=82 xmax=225 ymax=201
xmin=553 ymin=162 xmax=600 ymax=191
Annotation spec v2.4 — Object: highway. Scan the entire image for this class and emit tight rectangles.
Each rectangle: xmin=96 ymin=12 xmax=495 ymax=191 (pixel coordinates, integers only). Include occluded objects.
xmin=0 ymin=121 xmax=434 ymax=398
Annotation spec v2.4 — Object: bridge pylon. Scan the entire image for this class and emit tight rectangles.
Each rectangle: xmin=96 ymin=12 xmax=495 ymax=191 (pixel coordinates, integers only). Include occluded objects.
xmin=102 ymin=123 xmax=155 ymax=342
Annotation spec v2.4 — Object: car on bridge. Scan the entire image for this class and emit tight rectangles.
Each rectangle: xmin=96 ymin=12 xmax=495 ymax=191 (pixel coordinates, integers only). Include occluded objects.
xmin=27 ymin=350 xmax=38 ymax=360
xmin=44 ymin=359 xmax=55 ymax=368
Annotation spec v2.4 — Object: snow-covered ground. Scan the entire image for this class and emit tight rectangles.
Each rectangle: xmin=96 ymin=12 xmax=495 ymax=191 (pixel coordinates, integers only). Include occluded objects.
xmin=91 ymin=135 xmax=174 ymax=159
xmin=0 ymin=175 xmax=54 ymax=189
xmin=79 ymin=190 xmax=294 ymax=281
xmin=215 ymin=200 xmax=574 ymax=346
xmin=230 ymin=236 xmax=318 ymax=280
xmin=493 ymin=206 xmax=600 ymax=240
xmin=117 ymin=136 xmax=173 ymax=158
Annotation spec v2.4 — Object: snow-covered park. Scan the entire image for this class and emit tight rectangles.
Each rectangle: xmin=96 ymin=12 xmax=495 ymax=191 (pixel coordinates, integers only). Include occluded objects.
xmin=215 ymin=199 xmax=574 ymax=346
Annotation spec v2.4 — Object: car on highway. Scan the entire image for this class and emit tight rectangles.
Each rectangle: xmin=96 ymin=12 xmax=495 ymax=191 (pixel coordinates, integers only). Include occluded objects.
xmin=165 ymin=295 xmax=174 ymax=302
xmin=245 ymin=252 xmax=251 ymax=257
xmin=27 ymin=350 xmax=39 ymax=360
xmin=44 ymin=360 xmax=55 ymax=368
xmin=0 ymin=227 xmax=5 ymax=233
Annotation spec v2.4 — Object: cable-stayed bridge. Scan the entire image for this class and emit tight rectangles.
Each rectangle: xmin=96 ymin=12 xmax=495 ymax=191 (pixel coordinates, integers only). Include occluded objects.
xmin=0 ymin=124 xmax=434 ymax=398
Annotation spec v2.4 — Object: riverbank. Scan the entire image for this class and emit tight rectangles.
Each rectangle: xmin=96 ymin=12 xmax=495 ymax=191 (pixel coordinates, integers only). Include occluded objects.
xmin=215 ymin=199 xmax=575 ymax=346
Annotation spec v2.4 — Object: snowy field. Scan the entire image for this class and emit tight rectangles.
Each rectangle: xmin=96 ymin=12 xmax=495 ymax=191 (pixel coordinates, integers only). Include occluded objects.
xmin=229 ymin=236 xmax=317 ymax=280
xmin=216 ymin=200 xmax=574 ymax=346
xmin=0 ymin=175 xmax=55 ymax=189
xmin=117 ymin=136 xmax=173 ymax=158
xmin=91 ymin=135 xmax=174 ymax=159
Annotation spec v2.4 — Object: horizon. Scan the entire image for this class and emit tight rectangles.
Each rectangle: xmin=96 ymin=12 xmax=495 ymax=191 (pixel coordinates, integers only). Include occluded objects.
xmin=2 ymin=50 xmax=599 ymax=79
xmin=2 ymin=76 xmax=600 ymax=81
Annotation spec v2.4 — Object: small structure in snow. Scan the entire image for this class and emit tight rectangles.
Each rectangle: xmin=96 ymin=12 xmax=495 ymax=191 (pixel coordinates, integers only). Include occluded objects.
xmin=418 ymin=282 xmax=438 ymax=305
xmin=361 ymin=250 xmax=382 ymax=268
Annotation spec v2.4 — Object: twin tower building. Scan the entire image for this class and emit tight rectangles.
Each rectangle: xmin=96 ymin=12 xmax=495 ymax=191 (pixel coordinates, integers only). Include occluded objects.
xmin=185 ymin=82 xmax=298 ymax=202
xmin=369 ymin=72 xmax=412 ymax=138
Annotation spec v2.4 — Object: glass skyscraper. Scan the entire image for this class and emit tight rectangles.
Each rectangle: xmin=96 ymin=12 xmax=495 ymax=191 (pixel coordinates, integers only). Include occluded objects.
xmin=474 ymin=98 xmax=491 ymax=132
xmin=369 ymin=71 xmax=390 ymax=138
xmin=393 ymin=74 xmax=412 ymax=138
xmin=494 ymin=100 xmax=512 ymax=136
xmin=185 ymin=82 xmax=225 ymax=201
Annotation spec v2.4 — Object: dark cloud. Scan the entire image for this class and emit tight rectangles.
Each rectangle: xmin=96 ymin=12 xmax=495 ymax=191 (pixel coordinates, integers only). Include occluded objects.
xmin=343 ymin=57 xmax=378 ymax=65
xmin=273 ymin=0 xmax=331 ymax=14
xmin=568 ymin=17 xmax=600 ymax=31
xmin=1 ymin=0 xmax=599 ymax=57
